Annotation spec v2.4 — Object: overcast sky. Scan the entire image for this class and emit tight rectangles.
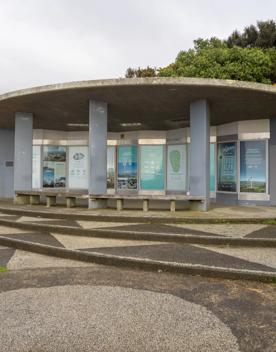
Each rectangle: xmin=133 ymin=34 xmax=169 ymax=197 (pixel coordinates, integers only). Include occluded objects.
xmin=0 ymin=0 xmax=275 ymax=93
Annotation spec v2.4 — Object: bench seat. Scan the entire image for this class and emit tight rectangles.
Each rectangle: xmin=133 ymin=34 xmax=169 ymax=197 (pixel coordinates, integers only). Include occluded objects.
xmin=15 ymin=190 xmax=88 ymax=208
xmin=90 ymin=194 xmax=208 ymax=212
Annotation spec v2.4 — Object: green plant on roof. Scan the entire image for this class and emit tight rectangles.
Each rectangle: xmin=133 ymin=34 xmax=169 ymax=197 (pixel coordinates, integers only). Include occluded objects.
xmin=169 ymin=150 xmax=181 ymax=173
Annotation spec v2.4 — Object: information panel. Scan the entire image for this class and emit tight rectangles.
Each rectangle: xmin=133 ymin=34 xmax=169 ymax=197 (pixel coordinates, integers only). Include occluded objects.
xmin=167 ymin=145 xmax=187 ymax=191
xmin=117 ymin=146 xmax=137 ymax=190
xmin=240 ymin=141 xmax=266 ymax=193
xmin=217 ymin=142 xmax=237 ymax=192
xmin=107 ymin=146 xmax=116 ymax=189
xmin=68 ymin=146 xmax=88 ymax=189
xmin=210 ymin=144 xmax=216 ymax=192
xmin=140 ymin=145 xmax=165 ymax=190
xmin=32 ymin=146 xmax=41 ymax=189
xmin=43 ymin=146 xmax=66 ymax=188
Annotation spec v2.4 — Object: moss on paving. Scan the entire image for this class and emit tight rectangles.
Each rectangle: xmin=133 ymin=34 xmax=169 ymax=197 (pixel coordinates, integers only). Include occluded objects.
xmin=0 ymin=266 xmax=7 ymax=273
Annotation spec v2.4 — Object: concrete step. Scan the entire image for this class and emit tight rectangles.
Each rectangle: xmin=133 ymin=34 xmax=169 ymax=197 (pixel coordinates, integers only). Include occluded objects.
xmin=0 ymin=217 xmax=276 ymax=247
xmin=0 ymin=234 xmax=275 ymax=283
xmin=0 ymin=205 xmax=275 ymax=224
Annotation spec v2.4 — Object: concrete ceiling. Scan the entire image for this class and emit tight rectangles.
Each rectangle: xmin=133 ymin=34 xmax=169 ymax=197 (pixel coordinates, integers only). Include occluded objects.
xmin=0 ymin=77 xmax=276 ymax=131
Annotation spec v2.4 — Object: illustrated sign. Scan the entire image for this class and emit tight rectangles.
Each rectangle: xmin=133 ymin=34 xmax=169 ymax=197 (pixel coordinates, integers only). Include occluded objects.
xmin=68 ymin=146 xmax=88 ymax=189
xmin=217 ymin=142 xmax=236 ymax=192
xmin=117 ymin=146 xmax=137 ymax=190
xmin=240 ymin=141 xmax=266 ymax=193
xmin=43 ymin=146 xmax=66 ymax=188
xmin=140 ymin=145 xmax=165 ymax=190
xmin=32 ymin=146 xmax=41 ymax=189
xmin=107 ymin=146 xmax=116 ymax=189
xmin=167 ymin=145 xmax=187 ymax=191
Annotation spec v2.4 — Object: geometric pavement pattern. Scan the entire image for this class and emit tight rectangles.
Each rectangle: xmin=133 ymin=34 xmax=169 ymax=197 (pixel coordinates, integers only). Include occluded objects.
xmin=0 ymin=215 xmax=276 ymax=272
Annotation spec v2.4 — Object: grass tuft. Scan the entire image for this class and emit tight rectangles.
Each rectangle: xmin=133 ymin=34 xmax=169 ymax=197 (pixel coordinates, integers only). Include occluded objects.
xmin=0 ymin=266 xmax=7 ymax=273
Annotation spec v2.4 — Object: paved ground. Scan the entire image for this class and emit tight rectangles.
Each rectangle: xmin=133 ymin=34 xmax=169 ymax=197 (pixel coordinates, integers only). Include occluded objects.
xmin=2 ymin=199 xmax=276 ymax=220
xmin=0 ymin=207 xmax=276 ymax=351
xmin=0 ymin=263 xmax=275 ymax=352
xmin=1 ymin=218 xmax=276 ymax=273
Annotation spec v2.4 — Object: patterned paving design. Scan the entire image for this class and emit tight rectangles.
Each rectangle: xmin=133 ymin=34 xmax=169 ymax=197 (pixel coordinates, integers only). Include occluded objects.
xmin=245 ymin=226 xmax=276 ymax=239
xmin=0 ymin=248 xmax=16 ymax=267
xmin=0 ymin=215 xmax=276 ymax=273
xmin=0 ymin=232 xmax=65 ymax=247
xmin=98 ymin=223 xmax=225 ymax=237
xmin=79 ymin=243 xmax=276 ymax=272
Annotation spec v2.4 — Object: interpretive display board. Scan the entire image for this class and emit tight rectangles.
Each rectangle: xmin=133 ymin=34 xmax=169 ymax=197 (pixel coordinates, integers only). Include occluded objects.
xmin=210 ymin=144 xmax=216 ymax=192
xmin=167 ymin=145 xmax=187 ymax=191
xmin=240 ymin=140 xmax=266 ymax=193
xmin=68 ymin=146 xmax=88 ymax=189
xmin=43 ymin=146 xmax=66 ymax=188
xmin=117 ymin=146 xmax=137 ymax=190
xmin=32 ymin=146 xmax=41 ymax=189
xmin=217 ymin=142 xmax=237 ymax=192
xmin=107 ymin=146 xmax=116 ymax=189
xmin=140 ymin=145 xmax=165 ymax=190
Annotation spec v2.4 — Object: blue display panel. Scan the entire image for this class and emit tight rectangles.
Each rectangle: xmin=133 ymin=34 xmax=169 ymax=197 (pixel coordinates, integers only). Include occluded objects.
xmin=217 ymin=142 xmax=237 ymax=192
xmin=240 ymin=140 xmax=266 ymax=193
xmin=140 ymin=145 xmax=165 ymax=190
xmin=210 ymin=144 xmax=216 ymax=192
xmin=117 ymin=146 xmax=138 ymax=190
xmin=43 ymin=146 xmax=66 ymax=188
xmin=167 ymin=145 xmax=187 ymax=191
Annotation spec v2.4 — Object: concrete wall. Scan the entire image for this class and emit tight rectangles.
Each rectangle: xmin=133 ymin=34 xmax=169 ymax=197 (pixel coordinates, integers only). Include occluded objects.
xmin=0 ymin=129 xmax=14 ymax=198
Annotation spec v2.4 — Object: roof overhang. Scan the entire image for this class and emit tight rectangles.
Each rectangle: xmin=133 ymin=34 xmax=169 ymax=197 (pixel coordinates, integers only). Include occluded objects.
xmin=0 ymin=77 xmax=276 ymax=131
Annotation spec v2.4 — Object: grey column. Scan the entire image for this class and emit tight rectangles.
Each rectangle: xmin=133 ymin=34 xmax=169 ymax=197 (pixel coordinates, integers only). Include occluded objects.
xmin=14 ymin=113 xmax=33 ymax=191
xmin=189 ymin=100 xmax=210 ymax=210
xmin=88 ymin=101 xmax=107 ymax=207
xmin=269 ymin=118 xmax=276 ymax=205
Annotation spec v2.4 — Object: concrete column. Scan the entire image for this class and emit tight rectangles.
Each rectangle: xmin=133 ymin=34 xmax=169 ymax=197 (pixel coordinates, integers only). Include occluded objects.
xmin=14 ymin=113 xmax=33 ymax=192
xmin=189 ymin=100 xmax=210 ymax=210
xmin=88 ymin=100 xmax=108 ymax=208
xmin=269 ymin=118 xmax=276 ymax=205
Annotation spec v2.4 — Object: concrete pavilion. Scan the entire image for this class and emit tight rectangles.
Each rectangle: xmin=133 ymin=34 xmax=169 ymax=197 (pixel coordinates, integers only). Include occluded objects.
xmin=0 ymin=77 xmax=276 ymax=209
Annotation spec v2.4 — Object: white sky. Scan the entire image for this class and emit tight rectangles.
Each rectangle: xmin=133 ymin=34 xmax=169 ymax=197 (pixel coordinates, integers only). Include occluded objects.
xmin=0 ymin=0 xmax=275 ymax=93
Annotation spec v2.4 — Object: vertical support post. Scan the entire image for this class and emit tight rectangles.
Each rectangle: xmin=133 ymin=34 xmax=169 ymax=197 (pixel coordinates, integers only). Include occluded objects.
xmin=14 ymin=113 xmax=33 ymax=193
xmin=269 ymin=118 xmax=276 ymax=205
xmin=88 ymin=100 xmax=108 ymax=209
xmin=189 ymin=100 xmax=210 ymax=211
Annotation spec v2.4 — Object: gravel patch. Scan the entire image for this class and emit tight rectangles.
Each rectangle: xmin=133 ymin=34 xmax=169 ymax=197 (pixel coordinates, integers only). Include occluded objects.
xmin=7 ymin=250 xmax=94 ymax=270
xmin=194 ymin=245 xmax=276 ymax=270
xmin=0 ymin=285 xmax=240 ymax=352
xmin=77 ymin=220 xmax=139 ymax=229
xmin=173 ymin=224 xmax=268 ymax=237
xmin=52 ymin=233 xmax=160 ymax=250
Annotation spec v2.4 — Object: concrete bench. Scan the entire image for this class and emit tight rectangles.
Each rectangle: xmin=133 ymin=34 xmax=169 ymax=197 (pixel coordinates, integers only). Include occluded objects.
xmin=90 ymin=195 xmax=209 ymax=212
xmin=15 ymin=191 xmax=89 ymax=208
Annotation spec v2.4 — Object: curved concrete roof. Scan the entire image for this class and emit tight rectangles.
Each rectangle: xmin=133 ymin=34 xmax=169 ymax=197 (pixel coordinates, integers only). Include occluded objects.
xmin=0 ymin=77 xmax=276 ymax=131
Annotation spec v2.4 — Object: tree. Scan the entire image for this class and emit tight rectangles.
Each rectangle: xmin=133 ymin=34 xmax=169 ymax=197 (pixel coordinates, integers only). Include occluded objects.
xmin=124 ymin=20 xmax=276 ymax=84
xmin=158 ymin=42 xmax=274 ymax=84
xmin=125 ymin=66 xmax=157 ymax=78
xmin=227 ymin=20 xmax=276 ymax=49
